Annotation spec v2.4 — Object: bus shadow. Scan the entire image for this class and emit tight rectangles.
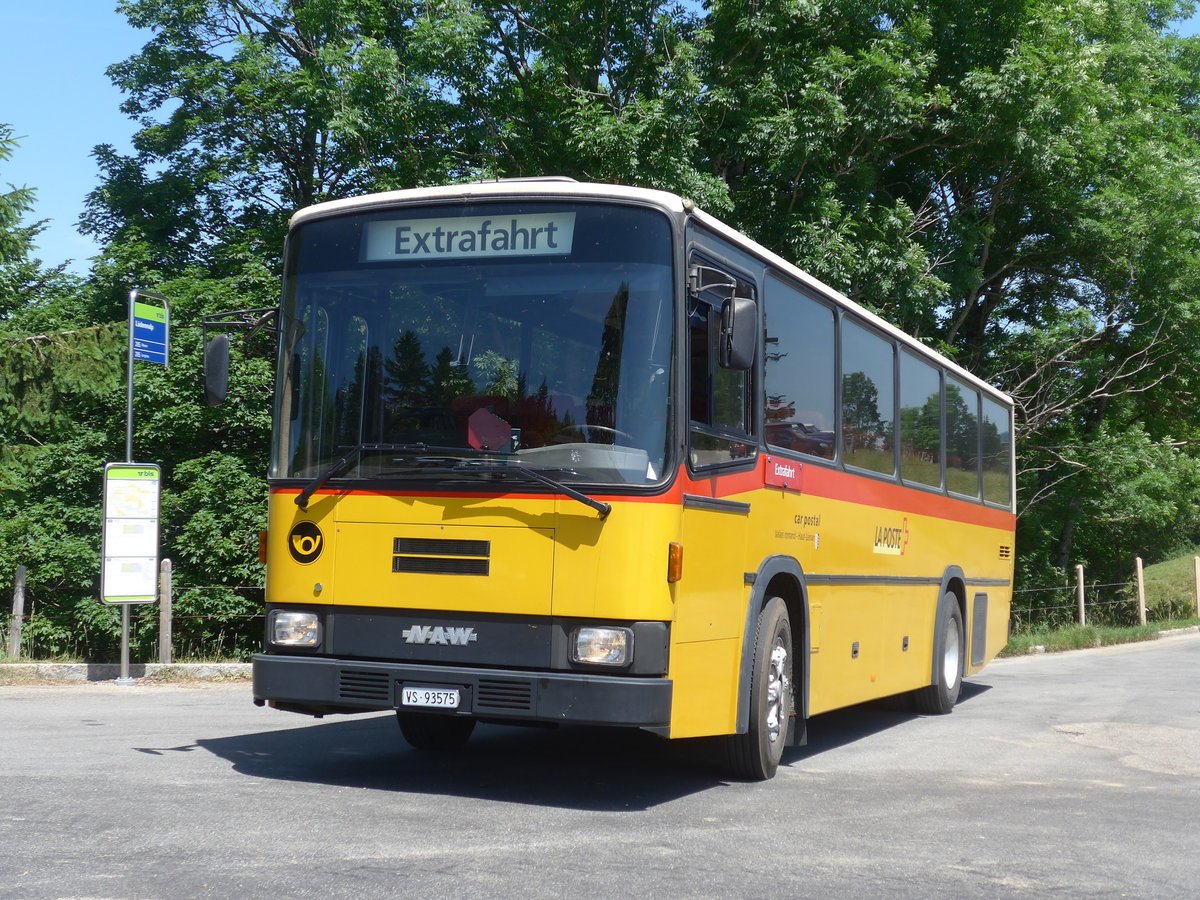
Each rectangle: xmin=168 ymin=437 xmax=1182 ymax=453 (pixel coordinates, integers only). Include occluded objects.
xmin=196 ymin=714 xmax=727 ymax=811
xmin=195 ymin=683 xmax=991 ymax=811
xmin=795 ymin=680 xmax=992 ymax=757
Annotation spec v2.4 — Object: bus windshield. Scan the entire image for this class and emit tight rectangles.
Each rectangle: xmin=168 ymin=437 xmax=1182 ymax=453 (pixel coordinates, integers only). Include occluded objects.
xmin=272 ymin=201 xmax=675 ymax=488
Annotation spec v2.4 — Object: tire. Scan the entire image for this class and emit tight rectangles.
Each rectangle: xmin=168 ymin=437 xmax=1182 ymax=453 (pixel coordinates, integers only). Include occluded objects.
xmin=396 ymin=711 xmax=476 ymax=750
xmin=913 ymin=593 xmax=964 ymax=715
xmin=725 ymin=597 xmax=794 ymax=781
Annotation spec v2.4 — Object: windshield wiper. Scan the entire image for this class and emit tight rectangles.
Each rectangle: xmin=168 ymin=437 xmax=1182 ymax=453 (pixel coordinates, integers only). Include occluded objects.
xmin=294 ymin=444 xmax=610 ymax=519
xmin=295 ymin=443 xmax=511 ymax=509
xmin=295 ymin=445 xmax=366 ymax=510
xmin=452 ymin=461 xmax=611 ymax=519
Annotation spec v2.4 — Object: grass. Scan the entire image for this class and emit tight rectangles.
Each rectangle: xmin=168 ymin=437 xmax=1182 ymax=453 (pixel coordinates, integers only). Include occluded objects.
xmin=1000 ymin=620 xmax=1199 ymax=656
xmin=1140 ymin=552 xmax=1200 ymax=617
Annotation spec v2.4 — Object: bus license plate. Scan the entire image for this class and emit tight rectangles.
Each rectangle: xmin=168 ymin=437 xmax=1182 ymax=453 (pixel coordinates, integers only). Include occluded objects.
xmin=401 ymin=686 xmax=460 ymax=709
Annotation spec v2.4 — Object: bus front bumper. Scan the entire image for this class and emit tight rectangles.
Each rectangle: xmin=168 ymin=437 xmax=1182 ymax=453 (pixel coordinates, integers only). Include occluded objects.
xmin=252 ymin=654 xmax=673 ymax=728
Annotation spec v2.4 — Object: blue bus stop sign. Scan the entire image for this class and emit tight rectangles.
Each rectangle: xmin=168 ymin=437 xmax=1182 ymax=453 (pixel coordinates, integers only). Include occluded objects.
xmin=132 ymin=300 xmax=169 ymax=365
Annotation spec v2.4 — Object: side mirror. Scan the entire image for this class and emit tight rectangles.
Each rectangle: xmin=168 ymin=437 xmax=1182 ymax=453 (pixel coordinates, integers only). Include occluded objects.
xmin=204 ymin=334 xmax=230 ymax=406
xmin=719 ymin=295 xmax=756 ymax=371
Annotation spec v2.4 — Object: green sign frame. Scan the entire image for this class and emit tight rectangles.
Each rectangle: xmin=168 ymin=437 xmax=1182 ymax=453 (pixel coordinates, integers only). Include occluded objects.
xmin=101 ymin=463 xmax=160 ymax=604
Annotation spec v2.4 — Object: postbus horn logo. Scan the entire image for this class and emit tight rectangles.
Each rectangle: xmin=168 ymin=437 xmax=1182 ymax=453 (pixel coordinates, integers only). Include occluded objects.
xmin=289 ymin=521 xmax=323 ymax=564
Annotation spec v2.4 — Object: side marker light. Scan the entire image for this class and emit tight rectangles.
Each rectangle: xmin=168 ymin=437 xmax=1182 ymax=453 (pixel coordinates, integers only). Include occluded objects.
xmin=667 ymin=542 xmax=683 ymax=583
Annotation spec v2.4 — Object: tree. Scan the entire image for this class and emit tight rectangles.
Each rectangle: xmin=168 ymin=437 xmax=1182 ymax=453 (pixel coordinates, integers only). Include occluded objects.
xmin=83 ymin=0 xmax=475 ymax=275
xmin=447 ymin=1 xmax=728 ymax=206
xmin=699 ymin=1 xmax=1200 ymax=583
xmin=0 ymin=125 xmax=35 ymax=271
xmin=384 ymin=330 xmax=430 ymax=408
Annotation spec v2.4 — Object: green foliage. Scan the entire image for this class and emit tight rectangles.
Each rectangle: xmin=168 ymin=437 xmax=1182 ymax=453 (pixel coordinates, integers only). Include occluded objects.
xmin=0 ymin=125 xmax=36 ymax=270
xmin=0 ymin=216 xmax=273 ymax=658
xmin=1017 ymin=423 xmax=1200 ymax=598
xmin=0 ymin=326 xmax=125 ymax=447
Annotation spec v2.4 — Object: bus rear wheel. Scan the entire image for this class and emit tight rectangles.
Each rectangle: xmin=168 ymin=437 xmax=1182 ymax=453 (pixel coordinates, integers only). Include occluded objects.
xmin=396 ymin=711 xmax=476 ymax=750
xmin=725 ymin=597 xmax=793 ymax=781
xmin=913 ymin=593 xmax=964 ymax=715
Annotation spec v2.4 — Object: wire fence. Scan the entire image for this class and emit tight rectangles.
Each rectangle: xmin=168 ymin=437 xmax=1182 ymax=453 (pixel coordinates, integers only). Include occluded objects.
xmin=2 ymin=569 xmax=267 ymax=662
xmin=1011 ymin=581 xmax=1136 ymax=631
xmin=1011 ymin=558 xmax=1200 ymax=632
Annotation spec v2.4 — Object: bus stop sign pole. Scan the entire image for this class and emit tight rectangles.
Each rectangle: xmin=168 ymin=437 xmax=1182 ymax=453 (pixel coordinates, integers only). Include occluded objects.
xmin=108 ymin=289 xmax=169 ymax=685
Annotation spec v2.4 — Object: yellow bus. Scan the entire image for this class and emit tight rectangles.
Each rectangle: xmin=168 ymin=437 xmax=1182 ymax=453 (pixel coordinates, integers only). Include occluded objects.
xmin=212 ymin=179 xmax=1015 ymax=780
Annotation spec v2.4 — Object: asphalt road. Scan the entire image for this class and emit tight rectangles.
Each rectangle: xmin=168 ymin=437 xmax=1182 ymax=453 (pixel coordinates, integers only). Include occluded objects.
xmin=3 ymin=635 xmax=1199 ymax=899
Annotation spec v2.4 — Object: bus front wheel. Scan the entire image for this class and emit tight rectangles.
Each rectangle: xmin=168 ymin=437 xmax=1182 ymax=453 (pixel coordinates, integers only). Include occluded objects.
xmin=913 ymin=593 xmax=964 ymax=715
xmin=396 ymin=711 xmax=476 ymax=750
xmin=725 ymin=597 xmax=793 ymax=781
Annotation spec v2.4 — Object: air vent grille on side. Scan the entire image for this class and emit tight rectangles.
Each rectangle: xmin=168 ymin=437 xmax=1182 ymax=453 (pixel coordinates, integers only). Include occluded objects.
xmin=338 ymin=668 xmax=391 ymax=702
xmin=476 ymin=678 xmax=534 ymax=711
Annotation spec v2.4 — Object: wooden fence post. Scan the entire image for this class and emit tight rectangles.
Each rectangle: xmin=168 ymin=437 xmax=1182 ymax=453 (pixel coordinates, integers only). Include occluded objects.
xmin=1135 ymin=557 xmax=1147 ymax=627
xmin=1194 ymin=557 xmax=1200 ymax=620
xmin=159 ymin=558 xmax=172 ymax=665
xmin=7 ymin=565 xmax=26 ymax=660
xmin=1076 ymin=564 xmax=1086 ymax=627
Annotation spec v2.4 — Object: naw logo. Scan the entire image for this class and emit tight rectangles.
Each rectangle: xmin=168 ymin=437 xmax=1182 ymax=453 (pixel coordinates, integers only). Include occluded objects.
xmin=403 ymin=625 xmax=478 ymax=646
xmin=873 ymin=518 xmax=910 ymax=556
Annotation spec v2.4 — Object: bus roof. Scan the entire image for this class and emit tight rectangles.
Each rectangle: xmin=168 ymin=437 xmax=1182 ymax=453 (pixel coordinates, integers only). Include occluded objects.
xmin=289 ymin=180 xmax=1012 ymax=407
xmin=289 ymin=179 xmax=688 ymax=227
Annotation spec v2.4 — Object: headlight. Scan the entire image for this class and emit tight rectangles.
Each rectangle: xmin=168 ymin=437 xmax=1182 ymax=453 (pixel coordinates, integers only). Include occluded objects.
xmin=271 ymin=611 xmax=321 ymax=647
xmin=571 ymin=626 xmax=633 ymax=666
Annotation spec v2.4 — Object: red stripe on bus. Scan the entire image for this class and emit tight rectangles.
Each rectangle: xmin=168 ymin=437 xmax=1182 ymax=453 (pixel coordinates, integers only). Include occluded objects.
xmin=272 ymin=458 xmax=1015 ymax=530
xmin=774 ymin=462 xmax=1015 ymax=530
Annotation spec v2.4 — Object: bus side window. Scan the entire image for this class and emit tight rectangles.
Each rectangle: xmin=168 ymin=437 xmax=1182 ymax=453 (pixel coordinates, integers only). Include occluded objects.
xmin=688 ymin=260 xmax=756 ymax=470
xmin=899 ymin=350 xmax=942 ymax=487
xmin=841 ymin=319 xmax=896 ymax=476
xmin=981 ymin=395 xmax=1012 ymax=506
xmin=763 ymin=275 xmax=836 ymax=460
xmin=946 ymin=377 xmax=981 ymax=498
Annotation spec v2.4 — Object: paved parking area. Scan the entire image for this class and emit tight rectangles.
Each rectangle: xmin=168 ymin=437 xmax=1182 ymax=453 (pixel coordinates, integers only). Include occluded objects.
xmin=2 ymin=635 xmax=1199 ymax=898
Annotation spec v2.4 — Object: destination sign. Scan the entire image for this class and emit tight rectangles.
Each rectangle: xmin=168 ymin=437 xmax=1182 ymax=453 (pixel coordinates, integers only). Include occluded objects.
xmin=363 ymin=212 xmax=576 ymax=262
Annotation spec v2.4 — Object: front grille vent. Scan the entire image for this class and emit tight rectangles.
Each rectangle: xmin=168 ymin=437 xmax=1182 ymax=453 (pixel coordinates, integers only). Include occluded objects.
xmin=476 ymin=678 xmax=534 ymax=711
xmin=393 ymin=536 xmax=491 ymax=576
xmin=392 ymin=556 xmax=490 ymax=575
xmin=999 ymin=545 xmax=1013 ymax=560
xmin=338 ymin=668 xmax=391 ymax=702
xmin=393 ymin=538 xmax=490 ymax=557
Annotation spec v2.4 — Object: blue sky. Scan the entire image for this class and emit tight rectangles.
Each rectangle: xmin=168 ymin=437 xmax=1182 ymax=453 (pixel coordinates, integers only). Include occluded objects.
xmin=3 ymin=2 xmax=1200 ymax=276
xmin=3 ymin=4 xmax=149 ymax=273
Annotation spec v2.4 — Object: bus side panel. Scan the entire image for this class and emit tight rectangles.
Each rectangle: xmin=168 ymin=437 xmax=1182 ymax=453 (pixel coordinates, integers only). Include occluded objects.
xmin=665 ymin=497 xmax=751 ymax=737
xmin=804 ymin=583 xmax=884 ymax=715
xmin=667 ymin=637 xmax=742 ymax=738
xmin=745 ymin=462 xmax=1015 ymax=716
xmin=551 ymin=499 xmax=677 ymax=622
xmin=971 ymin=584 xmax=1014 ymax=675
